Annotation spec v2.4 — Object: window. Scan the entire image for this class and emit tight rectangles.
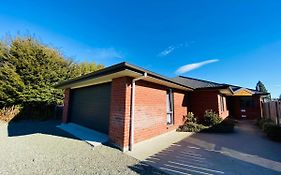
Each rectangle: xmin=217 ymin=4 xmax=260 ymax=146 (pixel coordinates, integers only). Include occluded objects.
xmin=166 ymin=89 xmax=174 ymax=125
xmin=240 ymin=97 xmax=255 ymax=109
xmin=220 ymin=95 xmax=225 ymax=111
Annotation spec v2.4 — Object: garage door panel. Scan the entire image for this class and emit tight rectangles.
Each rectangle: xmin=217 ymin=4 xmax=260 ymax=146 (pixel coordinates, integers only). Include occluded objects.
xmin=69 ymin=83 xmax=111 ymax=134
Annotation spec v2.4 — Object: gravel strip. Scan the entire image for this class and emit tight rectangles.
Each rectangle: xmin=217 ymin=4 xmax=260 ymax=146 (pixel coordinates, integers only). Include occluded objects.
xmin=0 ymin=120 xmax=166 ymax=175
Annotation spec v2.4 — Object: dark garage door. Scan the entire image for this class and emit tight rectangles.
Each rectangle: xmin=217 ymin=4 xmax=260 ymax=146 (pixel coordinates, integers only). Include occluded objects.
xmin=69 ymin=83 xmax=111 ymax=134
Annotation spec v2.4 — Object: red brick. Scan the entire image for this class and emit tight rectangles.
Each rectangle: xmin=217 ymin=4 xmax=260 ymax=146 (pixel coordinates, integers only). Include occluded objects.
xmin=189 ymin=90 xmax=229 ymax=121
xmin=109 ymin=79 xmax=188 ymax=150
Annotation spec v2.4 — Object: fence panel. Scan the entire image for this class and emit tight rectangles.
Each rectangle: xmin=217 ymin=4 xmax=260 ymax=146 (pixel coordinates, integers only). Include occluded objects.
xmin=262 ymin=101 xmax=281 ymax=125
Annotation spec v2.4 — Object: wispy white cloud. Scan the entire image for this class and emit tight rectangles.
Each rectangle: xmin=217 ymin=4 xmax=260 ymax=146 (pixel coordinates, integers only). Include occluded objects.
xmin=158 ymin=46 xmax=176 ymax=56
xmin=91 ymin=48 xmax=123 ymax=60
xmin=175 ymin=59 xmax=219 ymax=74
xmin=158 ymin=41 xmax=194 ymax=57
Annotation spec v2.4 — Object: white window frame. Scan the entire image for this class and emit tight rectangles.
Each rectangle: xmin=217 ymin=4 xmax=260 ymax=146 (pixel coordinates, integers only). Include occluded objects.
xmin=220 ymin=95 xmax=225 ymax=112
xmin=166 ymin=89 xmax=174 ymax=125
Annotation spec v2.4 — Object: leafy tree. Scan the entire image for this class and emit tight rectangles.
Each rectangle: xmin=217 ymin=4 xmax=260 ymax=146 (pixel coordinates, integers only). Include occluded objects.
xmin=0 ymin=36 xmax=104 ymax=113
xmin=256 ymin=81 xmax=268 ymax=93
xmin=279 ymin=94 xmax=281 ymax=100
xmin=256 ymin=81 xmax=271 ymax=101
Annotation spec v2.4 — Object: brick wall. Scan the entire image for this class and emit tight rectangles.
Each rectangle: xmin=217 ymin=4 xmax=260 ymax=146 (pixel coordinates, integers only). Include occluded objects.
xmin=134 ymin=80 xmax=188 ymax=144
xmin=189 ymin=90 xmax=220 ymax=121
xmin=62 ymin=88 xmax=70 ymax=123
xmin=108 ymin=77 xmax=132 ymax=151
xmin=109 ymin=78 xmax=188 ymax=150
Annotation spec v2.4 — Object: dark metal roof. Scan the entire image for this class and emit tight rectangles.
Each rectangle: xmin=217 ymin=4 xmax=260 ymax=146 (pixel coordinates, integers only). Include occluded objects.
xmin=173 ymin=76 xmax=268 ymax=95
xmin=172 ymin=76 xmax=226 ymax=89
xmin=55 ymin=62 xmax=194 ymax=90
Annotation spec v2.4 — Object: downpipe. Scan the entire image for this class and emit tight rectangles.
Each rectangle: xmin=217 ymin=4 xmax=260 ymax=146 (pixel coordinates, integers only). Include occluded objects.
xmin=129 ymin=72 xmax=147 ymax=151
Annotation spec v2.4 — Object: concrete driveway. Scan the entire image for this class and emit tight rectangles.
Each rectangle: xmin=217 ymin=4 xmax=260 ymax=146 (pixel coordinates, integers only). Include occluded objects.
xmin=143 ymin=121 xmax=281 ymax=175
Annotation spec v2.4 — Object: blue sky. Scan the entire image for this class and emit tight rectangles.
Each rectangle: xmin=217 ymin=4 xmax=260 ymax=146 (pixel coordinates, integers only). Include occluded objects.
xmin=0 ymin=0 xmax=281 ymax=97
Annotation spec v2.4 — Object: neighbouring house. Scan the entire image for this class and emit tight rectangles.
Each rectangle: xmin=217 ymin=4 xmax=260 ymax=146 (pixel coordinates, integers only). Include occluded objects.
xmin=173 ymin=76 xmax=268 ymax=120
xmin=55 ymin=62 xmax=268 ymax=151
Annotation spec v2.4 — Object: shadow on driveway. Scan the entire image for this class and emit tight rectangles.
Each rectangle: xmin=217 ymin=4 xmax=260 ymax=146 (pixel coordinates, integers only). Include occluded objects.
xmin=129 ymin=120 xmax=281 ymax=175
xmin=7 ymin=119 xmax=77 ymax=140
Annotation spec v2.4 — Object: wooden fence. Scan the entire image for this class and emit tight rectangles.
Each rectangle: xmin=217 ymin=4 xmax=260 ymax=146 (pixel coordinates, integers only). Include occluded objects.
xmin=262 ymin=101 xmax=281 ymax=125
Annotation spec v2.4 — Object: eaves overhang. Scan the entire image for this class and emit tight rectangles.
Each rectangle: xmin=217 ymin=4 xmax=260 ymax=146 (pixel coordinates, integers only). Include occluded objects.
xmin=54 ymin=62 xmax=194 ymax=91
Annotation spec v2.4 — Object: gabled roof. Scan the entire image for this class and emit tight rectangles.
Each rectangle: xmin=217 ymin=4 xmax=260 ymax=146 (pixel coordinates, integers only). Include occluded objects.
xmin=55 ymin=62 xmax=194 ymax=91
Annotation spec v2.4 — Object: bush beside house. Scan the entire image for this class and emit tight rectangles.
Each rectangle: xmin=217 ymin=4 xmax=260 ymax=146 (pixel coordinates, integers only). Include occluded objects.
xmin=177 ymin=110 xmax=236 ymax=133
xmin=177 ymin=112 xmax=208 ymax=132
xmin=257 ymin=118 xmax=281 ymax=142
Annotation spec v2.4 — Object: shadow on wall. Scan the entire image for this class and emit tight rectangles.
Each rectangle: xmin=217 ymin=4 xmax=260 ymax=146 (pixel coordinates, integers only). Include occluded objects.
xmin=7 ymin=119 xmax=77 ymax=140
xmin=129 ymin=121 xmax=281 ymax=175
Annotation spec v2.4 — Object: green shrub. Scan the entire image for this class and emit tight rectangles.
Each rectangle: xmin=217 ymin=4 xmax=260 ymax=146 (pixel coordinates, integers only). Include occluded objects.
xmin=262 ymin=121 xmax=275 ymax=133
xmin=256 ymin=118 xmax=281 ymax=142
xmin=202 ymin=118 xmax=235 ymax=133
xmin=257 ymin=118 xmax=274 ymax=129
xmin=266 ymin=125 xmax=281 ymax=142
xmin=177 ymin=122 xmax=207 ymax=132
xmin=186 ymin=112 xmax=197 ymax=123
xmin=203 ymin=110 xmax=222 ymax=126
xmin=177 ymin=112 xmax=207 ymax=132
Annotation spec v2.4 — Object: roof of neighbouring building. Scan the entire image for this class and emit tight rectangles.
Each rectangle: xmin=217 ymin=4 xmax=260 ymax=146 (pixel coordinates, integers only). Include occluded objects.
xmin=172 ymin=76 xmax=227 ymax=89
xmin=173 ymin=76 xmax=268 ymax=95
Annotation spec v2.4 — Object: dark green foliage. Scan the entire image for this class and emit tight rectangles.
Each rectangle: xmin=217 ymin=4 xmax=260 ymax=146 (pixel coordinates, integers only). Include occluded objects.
xmin=177 ymin=111 xmax=235 ymax=133
xmin=177 ymin=112 xmax=207 ymax=132
xmin=202 ymin=118 xmax=236 ymax=133
xmin=203 ymin=109 xmax=222 ymax=126
xmin=262 ymin=121 xmax=275 ymax=133
xmin=256 ymin=118 xmax=274 ymax=129
xmin=256 ymin=80 xmax=271 ymax=100
xmin=186 ymin=112 xmax=197 ymax=123
xmin=266 ymin=125 xmax=281 ymax=142
xmin=256 ymin=81 xmax=268 ymax=93
xmin=0 ymin=36 xmax=104 ymax=119
xmin=256 ymin=118 xmax=281 ymax=142
xmin=177 ymin=122 xmax=207 ymax=132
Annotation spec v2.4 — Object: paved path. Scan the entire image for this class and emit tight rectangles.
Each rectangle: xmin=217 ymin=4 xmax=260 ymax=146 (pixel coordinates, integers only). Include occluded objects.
xmin=144 ymin=120 xmax=281 ymax=175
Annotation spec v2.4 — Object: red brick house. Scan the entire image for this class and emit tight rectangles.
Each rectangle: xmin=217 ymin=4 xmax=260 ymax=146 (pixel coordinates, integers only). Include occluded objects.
xmin=55 ymin=62 xmax=267 ymax=151
xmin=173 ymin=76 xmax=268 ymax=120
xmin=55 ymin=62 xmax=193 ymax=151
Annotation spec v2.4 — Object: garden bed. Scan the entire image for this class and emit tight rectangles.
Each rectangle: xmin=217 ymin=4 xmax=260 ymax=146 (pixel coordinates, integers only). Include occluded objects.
xmin=177 ymin=110 xmax=236 ymax=133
